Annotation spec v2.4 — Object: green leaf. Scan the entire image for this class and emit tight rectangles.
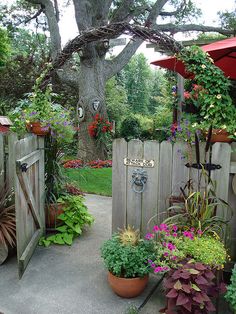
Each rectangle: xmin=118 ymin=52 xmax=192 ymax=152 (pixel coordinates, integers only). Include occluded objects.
xmin=54 ymin=234 xmax=65 ymax=244
xmin=191 ymin=283 xmax=201 ymax=291
xmin=63 ymin=233 xmax=73 ymax=245
xmin=174 ymin=280 xmax=182 ymax=290
xmin=56 ymin=225 xmax=68 ymax=232
xmin=188 ymin=269 xmax=200 ymax=275
xmin=57 ymin=213 xmax=66 ymax=220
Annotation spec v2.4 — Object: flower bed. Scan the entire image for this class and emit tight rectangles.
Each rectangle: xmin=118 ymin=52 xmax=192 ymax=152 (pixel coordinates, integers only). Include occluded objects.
xmin=63 ymin=159 xmax=112 ymax=169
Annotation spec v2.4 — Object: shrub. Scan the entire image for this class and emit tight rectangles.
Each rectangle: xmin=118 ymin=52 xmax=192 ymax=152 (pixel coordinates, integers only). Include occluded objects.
xmin=225 ymin=267 xmax=236 ymax=312
xmin=120 ymin=115 xmax=142 ymax=140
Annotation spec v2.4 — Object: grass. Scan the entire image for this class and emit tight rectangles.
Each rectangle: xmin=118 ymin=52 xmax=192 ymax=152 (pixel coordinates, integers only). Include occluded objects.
xmin=64 ymin=167 xmax=112 ymax=196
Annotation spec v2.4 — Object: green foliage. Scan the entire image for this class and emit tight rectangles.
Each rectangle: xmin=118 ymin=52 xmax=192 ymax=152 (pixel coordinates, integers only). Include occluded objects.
xmin=153 ymin=106 xmax=172 ymax=141
xmin=218 ymin=10 xmax=236 ymax=32
xmin=164 ymin=172 xmax=232 ymax=238
xmin=175 ymin=236 xmax=227 ymax=268
xmin=225 ymin=267 xmax=236 ymax=311
xmin=105 ymin=76 xmax=129 ymax=124
xmin=121 ymin=53 xmax=152 ymax=115
xmin=64 ymin=168 xmax=112 ymax=197
xmin=179 ymin=46 xmax=236 ymax=136
xmin=120 ymin=115 xmax=142 ymax=140
xmin=39 ymin=195 xmax=94 ymax=246
xmin=101 ymin=234 xmax=155 ymax=278
xmin=0 ymin=27 xmax=10 ymax=67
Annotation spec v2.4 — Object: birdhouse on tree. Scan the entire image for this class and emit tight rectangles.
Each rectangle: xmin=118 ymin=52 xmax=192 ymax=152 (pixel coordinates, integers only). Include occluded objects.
xmin=0 ymin=116 xmax=12 ymax=133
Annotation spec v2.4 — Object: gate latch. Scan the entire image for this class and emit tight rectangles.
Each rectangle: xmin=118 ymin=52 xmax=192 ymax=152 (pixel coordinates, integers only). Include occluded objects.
xmin=20 ymin=163 xmax=28 ymax=172
xmin=131 ymin=169 xmax=148 ymax=194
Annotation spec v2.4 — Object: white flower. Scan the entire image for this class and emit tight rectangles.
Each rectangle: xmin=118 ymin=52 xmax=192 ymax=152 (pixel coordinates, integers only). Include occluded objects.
xmin=209 ymin=104 xmax=214 ymax=108
xmin=201 ymin=64 xmax=206 ymax=69
xmin=192 ymin=123 xmax=197 ymax=127
xmin=222 ymin=125 xmax=227 ymax=129
xmin=216 ymin=94 xmax=222 ymax=99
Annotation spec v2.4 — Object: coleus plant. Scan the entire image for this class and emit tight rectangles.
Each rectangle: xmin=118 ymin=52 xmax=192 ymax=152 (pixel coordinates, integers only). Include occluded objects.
xmin=161 ymin=259 xmax=226 ymax=314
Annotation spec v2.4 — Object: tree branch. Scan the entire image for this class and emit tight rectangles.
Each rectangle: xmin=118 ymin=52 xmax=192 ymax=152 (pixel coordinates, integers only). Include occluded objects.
xmin=110 ymin=0 xmax=135 ymax=23
xmin=53 ymin=0 xmax=59 ymax=22
xmin=159 ymin=0 xmax=187 ymax=17
xmin=104 ymin=37 xmax=143 ymax=80
xmin=155 ymin=23 xmax=235 ymax=35
xmin=24 ymin=6 xmax=44 ymax=24
xmin=26 ymin=0 xmax=61 ymax=59
xmin=105 ymin=0 xmax=169 ymax=79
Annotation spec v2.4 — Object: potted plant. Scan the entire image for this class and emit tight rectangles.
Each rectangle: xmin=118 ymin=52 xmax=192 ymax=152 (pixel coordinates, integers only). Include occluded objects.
xmin=225 ymin=266 xmax=236 ymax=314
xmin=0 ymin=186 xmax=16 ymax=264
xmin=100 ymin=226 xmax=155 ymax=298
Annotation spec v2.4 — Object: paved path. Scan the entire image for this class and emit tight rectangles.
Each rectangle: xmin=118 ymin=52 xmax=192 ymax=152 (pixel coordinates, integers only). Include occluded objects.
xmin=0 ymin=194 xmax=162 ymax=314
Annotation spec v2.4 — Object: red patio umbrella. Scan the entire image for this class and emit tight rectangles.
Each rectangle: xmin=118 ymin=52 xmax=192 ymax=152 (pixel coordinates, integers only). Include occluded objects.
xmin=151 ymin=36 xmax=236 ymax=79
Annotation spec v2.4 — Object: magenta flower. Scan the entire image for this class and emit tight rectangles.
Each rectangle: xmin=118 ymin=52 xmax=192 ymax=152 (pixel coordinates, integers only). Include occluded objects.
xmin=163 ymin=252 xmax=169 ymax=257
xmin=171 ymin=256 xmax=177 ymax=260
xmin=160 ymin=223 xmax=168 ymax=231
xmin=145 ymin=233 xmax=154 ymax=240
xmin=167 ymin=243 xmax=176 ymax=251
xmin=172 ymin=225 xmax=178 ymax=232
xmin=153 ymin=225 xmax=159 ymax=232
xmin=172 ymin=232 xmax=178 ymax=237
xmin=197 ymin=230 xmax=203 ymax=235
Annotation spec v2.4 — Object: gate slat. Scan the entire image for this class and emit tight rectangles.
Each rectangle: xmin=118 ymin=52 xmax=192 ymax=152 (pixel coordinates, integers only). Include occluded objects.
xmin=142 ymin=141 xmax=159 ymax=233
xmin=0 ymin=134 xmax=4 ymax=191
xmin=158 ymin=141 xmax=173 ymax=222
xmin=126 ymin=140 xmax=143 ymax=230
xmin=112 ymin=138 xmax=128 ymax=232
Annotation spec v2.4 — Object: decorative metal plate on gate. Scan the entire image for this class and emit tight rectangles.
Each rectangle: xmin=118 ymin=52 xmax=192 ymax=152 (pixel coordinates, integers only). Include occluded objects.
xmin=124 ymin=158 xmax=154 ymax=168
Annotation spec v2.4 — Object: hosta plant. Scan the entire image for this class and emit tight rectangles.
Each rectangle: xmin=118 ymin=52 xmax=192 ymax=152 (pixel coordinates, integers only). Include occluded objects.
xmin=162 ymin=259 xmax=226 ymax=314
xmin=39 ymin=195 xmax=94 ymax=246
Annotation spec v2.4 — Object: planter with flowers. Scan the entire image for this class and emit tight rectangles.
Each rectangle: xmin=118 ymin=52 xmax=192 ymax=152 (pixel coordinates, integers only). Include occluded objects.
xmin=100 ymin=226 xmax=155 ymax=298
xmin=179 ymin=46 xmax=236 ymax=142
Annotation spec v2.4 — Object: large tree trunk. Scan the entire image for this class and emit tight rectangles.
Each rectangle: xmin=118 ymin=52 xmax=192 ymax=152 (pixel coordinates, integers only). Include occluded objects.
xmin=77 ymin=44 xmax=108 ymax=161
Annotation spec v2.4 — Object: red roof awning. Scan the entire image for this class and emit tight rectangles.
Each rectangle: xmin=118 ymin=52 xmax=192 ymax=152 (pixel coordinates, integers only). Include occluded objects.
xmin=151 ymin=36 xmax=236 ymax=79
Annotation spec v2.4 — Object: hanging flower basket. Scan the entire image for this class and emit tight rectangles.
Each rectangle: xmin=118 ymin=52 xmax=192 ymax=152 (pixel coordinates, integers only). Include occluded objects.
xmin=209 ymin=129 xmax=232 ymax=143
xmin=27 ymin=122 xmax=49 ymax=136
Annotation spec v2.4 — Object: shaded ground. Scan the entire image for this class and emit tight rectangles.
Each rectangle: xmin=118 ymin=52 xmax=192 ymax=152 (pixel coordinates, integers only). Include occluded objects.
xmin=0 ymin=194 xmax=164 ymax=314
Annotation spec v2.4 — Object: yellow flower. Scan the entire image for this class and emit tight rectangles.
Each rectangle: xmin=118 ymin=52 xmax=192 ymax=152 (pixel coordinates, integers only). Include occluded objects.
xmin=234 ymin=132 xmax=236 ymax=136
xmin=222 ymin=125 xmax=227 ymax=129
xmin=201 ymin=64 xmax=206 ymax=69
xmin=216 ymin=94 xmax=222 ymax=99
xmin=25 ymin=120 xmax=30 ymax=123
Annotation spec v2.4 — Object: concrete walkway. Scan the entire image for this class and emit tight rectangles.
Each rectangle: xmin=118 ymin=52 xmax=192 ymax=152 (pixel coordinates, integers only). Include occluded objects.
xmin=0 ymin=194 xmax=164 ymax=314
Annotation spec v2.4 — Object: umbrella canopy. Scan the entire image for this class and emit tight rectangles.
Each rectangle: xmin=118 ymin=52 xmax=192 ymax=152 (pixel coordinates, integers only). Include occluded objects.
xmin=151 ymin=36 xmax=236 ymax=79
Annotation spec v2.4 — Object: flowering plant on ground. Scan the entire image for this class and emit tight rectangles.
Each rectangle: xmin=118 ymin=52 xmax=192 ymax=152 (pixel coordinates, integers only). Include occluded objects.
xmin=225 ymin=267 xmax=236 ymax=312
xmin=63 ymin=159 xmax=112 ymax=169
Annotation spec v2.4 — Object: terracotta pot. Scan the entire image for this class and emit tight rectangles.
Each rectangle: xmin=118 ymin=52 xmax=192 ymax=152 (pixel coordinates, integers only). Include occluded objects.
xmin=27 ymin=122 xmax=49 ymax=136
xmin=45 ymin=203 xmax=64 ymax=229
xmin=107 ymin=271 xmax=149 ymax=298
xmin=209 ymin=129 xmax=232 ymax=143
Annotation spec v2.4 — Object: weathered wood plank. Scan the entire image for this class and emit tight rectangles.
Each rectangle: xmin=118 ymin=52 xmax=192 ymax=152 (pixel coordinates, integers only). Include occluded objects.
xmin=0 ymin=134 xmax=4 ymax=191
xmin=126 ymin=140 xmax=143 ymax=230
xmin=158 ymin=141 xmax=173 ymax=222
xmin=18 ymin=229 xmax=42 ymax=279
xmin=230 ymin=162 xmax=236 ymax=174
xmin=7 ymin=133 xmax=17 ymax=189
xmin=171 ymin=142 xmax=189 ymax=196
xmin=112 ymin=138 xmax=128 ymax=233
xmin=16 ymin=150 xmax=40 ymax=169
xmin=142 ymin=141 xmax=159 ymax=233
xmin=211 ymin=143 xmax=231 ymax=220
xmin=38 ymin=137 xmax=45 ymax=232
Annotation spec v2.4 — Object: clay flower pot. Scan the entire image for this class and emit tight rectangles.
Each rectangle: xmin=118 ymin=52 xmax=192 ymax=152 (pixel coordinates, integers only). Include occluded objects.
xmin=107 ymin=271 xmax=149 ymax=298
xmin=45 ymin=203 xmax=64 ymax=229
xmin=27 ymin=122 xmax=49 ymax=136
xmin=210 ymin=129 xmax=232 ymax=143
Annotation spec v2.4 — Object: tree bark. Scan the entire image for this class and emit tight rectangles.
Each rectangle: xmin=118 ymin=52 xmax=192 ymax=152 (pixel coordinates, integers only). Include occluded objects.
xmin=77 ymin=43 xmax=108 ymax=161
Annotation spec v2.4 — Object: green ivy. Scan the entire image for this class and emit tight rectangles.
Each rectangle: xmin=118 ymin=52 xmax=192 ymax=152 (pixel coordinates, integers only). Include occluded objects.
xmin=39 ymin=195 xmax=94 ymax=246
xmin=179 ymin=46 xmax=236 ymax=137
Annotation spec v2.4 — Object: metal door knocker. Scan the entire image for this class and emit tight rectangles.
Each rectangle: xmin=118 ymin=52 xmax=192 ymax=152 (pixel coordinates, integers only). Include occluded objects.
xmin=131 ymin=169 xmax=148 ymax=194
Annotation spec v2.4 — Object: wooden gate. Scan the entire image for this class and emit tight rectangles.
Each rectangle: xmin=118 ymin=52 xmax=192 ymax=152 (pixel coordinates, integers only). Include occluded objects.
xmin=112 ymin=139 xmax=236 ymax=248
xmin=14 ymin=136 xmax=45 ymax=278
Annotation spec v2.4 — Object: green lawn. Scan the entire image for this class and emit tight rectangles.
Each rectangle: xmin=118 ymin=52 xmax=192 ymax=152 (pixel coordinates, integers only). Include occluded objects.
xmin=64 ymin=167 xmax=112 ymax=196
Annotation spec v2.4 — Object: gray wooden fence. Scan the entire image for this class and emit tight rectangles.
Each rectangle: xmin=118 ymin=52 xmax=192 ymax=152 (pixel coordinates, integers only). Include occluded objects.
xmin=112 ymin=139 xmax=236 ymax=256
xmin=0 ymin=133 xmax=45 ymax=277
